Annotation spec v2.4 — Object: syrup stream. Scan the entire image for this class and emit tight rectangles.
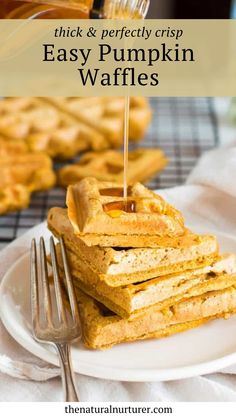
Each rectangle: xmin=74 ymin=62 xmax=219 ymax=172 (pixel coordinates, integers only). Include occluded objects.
xmin=123 ymin=96 xmax=130 ymax=201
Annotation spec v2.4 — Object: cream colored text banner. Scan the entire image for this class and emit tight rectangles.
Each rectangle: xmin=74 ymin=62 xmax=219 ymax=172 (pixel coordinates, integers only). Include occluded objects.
xmin=0 ymin=19 xmax=235 ymax=96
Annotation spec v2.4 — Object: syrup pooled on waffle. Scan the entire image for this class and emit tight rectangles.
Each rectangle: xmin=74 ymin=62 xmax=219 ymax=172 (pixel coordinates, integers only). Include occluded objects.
xmin=66 ymin=177 xmax=185 ymax=238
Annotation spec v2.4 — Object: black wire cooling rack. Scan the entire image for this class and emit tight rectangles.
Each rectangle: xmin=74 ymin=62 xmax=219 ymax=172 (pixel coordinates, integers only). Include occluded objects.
xmin=0 ymin=97 xmax=219 ymax=248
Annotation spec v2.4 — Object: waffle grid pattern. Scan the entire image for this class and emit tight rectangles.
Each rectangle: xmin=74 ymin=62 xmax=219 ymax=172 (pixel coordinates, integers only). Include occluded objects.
xmin=0 ymin=97 xmax=218 ymax=248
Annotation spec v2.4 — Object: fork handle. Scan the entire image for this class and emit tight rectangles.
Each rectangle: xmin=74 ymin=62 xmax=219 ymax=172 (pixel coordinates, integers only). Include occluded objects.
xmin=55 ymin=343 xmax=79 ymax=402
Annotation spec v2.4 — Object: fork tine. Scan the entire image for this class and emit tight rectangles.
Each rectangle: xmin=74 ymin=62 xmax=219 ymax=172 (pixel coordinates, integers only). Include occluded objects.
xmin=39 ymin=237 xmax=52 ymax=325
xmin=50 ymin=236 xmax=67 ymax=324
xmin=30 ymin=238 xmax=39 ymax=332
xmin=59 ymin=237 xmax=80 ymax=324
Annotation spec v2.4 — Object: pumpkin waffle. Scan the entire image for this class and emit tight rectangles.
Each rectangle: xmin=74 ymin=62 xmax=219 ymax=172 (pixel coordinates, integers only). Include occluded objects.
xmin=0 ymin=152 xmax=55 ymax=215
xmin=48 ymin=208 xmax=218 ymax=287
xmin=44 ymin=97 xmax=152 ymax=147
xmin=55 ymin=246 xmax=236 ymax=318
xmin=66 ymin=178 xmax=185 ymax=239
xmin=0 ymin=97 xmax=108 ymax=159
xmin=0 ymin=97 xmax=152 ymax=158
xmin=58 ymin=148 xmax=168 ymax=187
xmin=48 ymin=207 xmax=201 ymax=249
xmin=0 ymin=185 xmax=30 ymax=215
xmin=0 ymin=137 xmax=28 ymax=157
xmin=48 ymin=207 xmax=196 ymax=249
xmin=72 ymin=283 xmax=236 ymax=349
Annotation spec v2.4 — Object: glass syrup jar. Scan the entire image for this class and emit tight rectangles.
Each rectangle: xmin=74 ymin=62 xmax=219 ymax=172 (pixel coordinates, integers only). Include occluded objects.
xmin=0 ymin=0 xmax=149 ymax=19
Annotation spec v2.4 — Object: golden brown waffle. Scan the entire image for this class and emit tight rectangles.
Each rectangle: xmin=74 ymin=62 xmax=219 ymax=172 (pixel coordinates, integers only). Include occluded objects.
xmin=0 ymin=97 xmax=152 ymax=159
xmin=48 ymin=207 xmax=195 ymax=248
xmin=0 ymin=97 xmax=109 ymax=159
xmin=0 ymin=152 xmax=55 ymax=215
xmin=74 ymin=285 xmax=236 ymax=349
xmin=55 ymin=246 xmax=236 ymax=318
xmin=0 ymin=137 xmax=28 ymax=157
xmin=66 ymin=177 xmax=185 ymax=239
xmin=58 ymin=148 xmax=168 ymax=187
xmin=44 ymin=97 xmax=152 ymax=147
xmin=48 ymin=207 xmax=218 ymax=287
xmin=0 ymin=97 xmax=62 ymax=141
xmin=0 ymin=185 xmax=30 ymax=215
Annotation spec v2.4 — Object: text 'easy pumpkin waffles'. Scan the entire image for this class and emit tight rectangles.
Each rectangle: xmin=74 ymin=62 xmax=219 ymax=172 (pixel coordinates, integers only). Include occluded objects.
xmin=47 ymin=177 xmax=236 ymax=349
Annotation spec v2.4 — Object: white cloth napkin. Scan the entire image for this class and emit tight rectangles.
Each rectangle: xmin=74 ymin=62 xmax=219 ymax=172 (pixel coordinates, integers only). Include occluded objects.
xmin=1 ymin=146 xmax=236 ymax=402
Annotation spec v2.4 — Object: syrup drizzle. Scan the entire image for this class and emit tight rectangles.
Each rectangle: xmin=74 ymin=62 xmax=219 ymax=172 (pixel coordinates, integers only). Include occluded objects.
xmin=100 ymin=187 xmax=124 ymax=197
xmin=99 ymin=186 xmax=132 ymax=197
xmin=123 ymin=96 xmax=130 ymax=201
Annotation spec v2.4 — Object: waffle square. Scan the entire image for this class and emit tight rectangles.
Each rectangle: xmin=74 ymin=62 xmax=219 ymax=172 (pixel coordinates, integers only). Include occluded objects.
xmin=48 ymin=206 xmax=216 ymax=250
xmin=0 ymin=152 xmax=55 ymax=214
xmin=0 ymin=185 xmax=30 ymax=215
xmin=66 ymin=177 xmax=185 ymax=238
xmin=0 ymin=137 xmax=28 ymax=157
xmin=44 ymin=96 xmax=152 ymax=147
xmin=58 ymin=148 xmax=167 ymax=187
xmin=0 ymin=97 xmax=152 ymax=160
xmin=0 ymin=97 xmax=108 ymax=159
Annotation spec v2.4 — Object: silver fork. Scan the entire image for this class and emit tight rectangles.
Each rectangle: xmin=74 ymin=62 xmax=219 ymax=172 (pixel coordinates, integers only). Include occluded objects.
xmin=30 ymin=236 xmax=80 ymax=402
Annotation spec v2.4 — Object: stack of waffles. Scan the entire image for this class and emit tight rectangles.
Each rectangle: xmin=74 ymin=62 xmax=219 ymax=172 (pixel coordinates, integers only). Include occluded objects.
xmin=47 ymin=177 xmax=236 ymax=350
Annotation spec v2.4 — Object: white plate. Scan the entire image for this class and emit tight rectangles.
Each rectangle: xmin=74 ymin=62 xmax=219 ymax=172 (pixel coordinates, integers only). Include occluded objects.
xmin=1 ymin=222 xmax=236 ymax=382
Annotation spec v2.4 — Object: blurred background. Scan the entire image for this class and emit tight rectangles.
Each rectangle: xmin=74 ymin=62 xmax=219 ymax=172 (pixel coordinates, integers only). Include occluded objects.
xmin=147 ymin=0 xmax=235 ymax=18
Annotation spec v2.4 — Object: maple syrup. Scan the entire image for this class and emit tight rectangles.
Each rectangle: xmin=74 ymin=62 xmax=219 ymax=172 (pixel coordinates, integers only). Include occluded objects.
xmin=100 ymin=187 xmax=124 ymax=197
xmin=100 ymin=186 xmax=136 ymax=217
xmin=100 ymin=93 xmax=133 ymax=214
xmin=103 ymin=200 xmax=136 ymax=214
xmin=99 ymin=186 xmax=131 ymax=197
xmin=123 ymin=96 xmax=130 ymax=201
